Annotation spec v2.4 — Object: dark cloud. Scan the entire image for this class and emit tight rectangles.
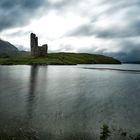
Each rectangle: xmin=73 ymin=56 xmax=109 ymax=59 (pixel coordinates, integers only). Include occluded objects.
xmin=50 ymin=0 xmax=80 ymax=9
xmin=0 ymin=0 xmax=46 ymax=31
xmin=67 ymin=21 xmax=140 ymax=61
xmin=68 ymin=18 xmax=140 ymax=39
xmin=4 ymin=30 xmax=32 ymax=37
xmin=67 ymin=24 xmax=95 ymax=37
xmin=98 ymin=41 xmax=140 ymax=62
xmin=67 ymin=0 xmax=140 ymax=39
xmin=96 ymin=21 xmax=140 ymax=39
xmin=0 ymin=0 xmax=81 ymax=31
xmin=105 ymin=49 xmax=140 ymax=62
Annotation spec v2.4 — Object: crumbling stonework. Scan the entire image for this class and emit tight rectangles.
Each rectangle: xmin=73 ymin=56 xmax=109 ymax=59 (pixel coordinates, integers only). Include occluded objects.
xmin=30 ymin=33 xmax=48 ymax=57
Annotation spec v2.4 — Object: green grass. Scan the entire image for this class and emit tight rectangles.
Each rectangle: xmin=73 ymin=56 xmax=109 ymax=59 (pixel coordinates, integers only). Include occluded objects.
xmin=0 ymin=52 xmax=121 ymax=65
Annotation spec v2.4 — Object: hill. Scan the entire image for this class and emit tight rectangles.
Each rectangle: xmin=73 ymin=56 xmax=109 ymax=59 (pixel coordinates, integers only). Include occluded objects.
xmin=0 ymin=52 xmax=121 ymax=65
xmin=0 ymin=39 xmax=19 ymax=56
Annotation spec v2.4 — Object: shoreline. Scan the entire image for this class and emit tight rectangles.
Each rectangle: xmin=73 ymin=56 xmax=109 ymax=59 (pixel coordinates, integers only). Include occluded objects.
xmin=0 ymin=53 xmax=121 ymax=65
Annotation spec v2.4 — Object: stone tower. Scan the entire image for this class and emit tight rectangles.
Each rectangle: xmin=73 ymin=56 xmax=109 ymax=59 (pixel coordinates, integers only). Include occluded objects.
xmin=30 ymin=33 xmax=48 ymax=57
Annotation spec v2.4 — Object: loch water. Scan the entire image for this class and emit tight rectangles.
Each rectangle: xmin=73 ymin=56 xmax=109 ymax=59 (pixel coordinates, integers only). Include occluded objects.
xmin=0 ymin=64 xmax=140 ymax=139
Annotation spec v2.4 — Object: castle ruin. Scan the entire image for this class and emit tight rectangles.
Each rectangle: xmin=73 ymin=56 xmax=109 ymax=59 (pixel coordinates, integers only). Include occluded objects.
xmin=30 ymin=33 xmax=48 ymax=57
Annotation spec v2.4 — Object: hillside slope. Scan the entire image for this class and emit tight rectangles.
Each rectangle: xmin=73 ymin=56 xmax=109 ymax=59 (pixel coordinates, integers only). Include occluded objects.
xmin=0 ymin=52 xmax=121 ymax=65
xmin=0 ymin=39 xmax=19 ymax=56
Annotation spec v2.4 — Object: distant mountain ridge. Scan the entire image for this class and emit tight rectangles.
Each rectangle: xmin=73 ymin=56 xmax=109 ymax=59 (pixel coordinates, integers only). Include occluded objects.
xmin=0 ymin=39 xmax=19 ymax=56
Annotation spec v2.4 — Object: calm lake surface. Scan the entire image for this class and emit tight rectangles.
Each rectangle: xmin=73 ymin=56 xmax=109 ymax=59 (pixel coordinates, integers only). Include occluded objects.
xmin=0 ymin=64 xmax=140 ymax=139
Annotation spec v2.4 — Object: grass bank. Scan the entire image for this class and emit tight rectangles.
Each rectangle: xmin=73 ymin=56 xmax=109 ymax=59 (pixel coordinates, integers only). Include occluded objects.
xmin=0 ymin=52 xmax=121 ymax=65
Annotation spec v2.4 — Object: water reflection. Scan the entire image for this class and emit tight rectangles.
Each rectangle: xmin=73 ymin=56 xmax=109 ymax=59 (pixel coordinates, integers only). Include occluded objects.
xmin=26 ymin=65 xmax=38 ymax=124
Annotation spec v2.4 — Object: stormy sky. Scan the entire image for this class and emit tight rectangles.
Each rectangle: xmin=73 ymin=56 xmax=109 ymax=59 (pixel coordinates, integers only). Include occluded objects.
xmin=0 ymin=0 xmax=140 ymax=61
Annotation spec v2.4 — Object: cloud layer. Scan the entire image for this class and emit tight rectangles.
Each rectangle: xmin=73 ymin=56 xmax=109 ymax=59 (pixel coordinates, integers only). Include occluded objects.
xmin=1 ymin=0 xmax=140 ymax=61
xmin=0 ymin=0 xmax=48 ymax=31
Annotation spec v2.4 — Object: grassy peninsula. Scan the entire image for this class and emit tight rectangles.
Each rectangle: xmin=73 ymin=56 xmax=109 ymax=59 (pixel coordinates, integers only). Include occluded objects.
xmin=0 ymin=52 xmax=121 ymax=65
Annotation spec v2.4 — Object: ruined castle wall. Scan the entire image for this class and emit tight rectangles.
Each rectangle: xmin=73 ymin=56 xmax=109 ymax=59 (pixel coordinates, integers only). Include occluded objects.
xmin=31 ymin=33 xmax=37 ymax=56
xmin=30 ymin=33 xmax=48 ymax=57
xmin=38 ymin=44 xmax=48 ymax=57
xmin=35 ymin=37 xmax=38 ymax=46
